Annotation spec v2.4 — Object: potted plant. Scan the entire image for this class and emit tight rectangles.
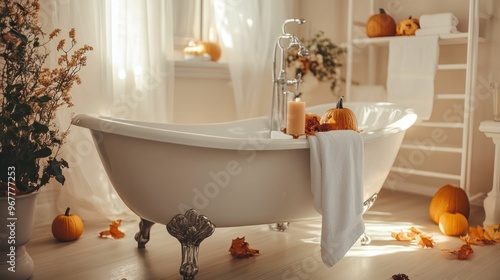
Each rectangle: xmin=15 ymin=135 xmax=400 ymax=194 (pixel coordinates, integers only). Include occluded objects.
xmin=0 ymin=0 xmax=92 ymax=196
xmin=286 ymin=30 xmax=346 ymax=95
xmin=0 ymin=0 xmax=92 ymax=278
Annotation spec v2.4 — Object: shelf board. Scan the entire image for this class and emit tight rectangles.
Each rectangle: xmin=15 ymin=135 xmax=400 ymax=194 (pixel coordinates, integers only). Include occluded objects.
xmin=174 ymin=60 xmax=230 ymax=79
xmin=413 ymin=121 xmax=464 ymax=128
xmin=390 ymin=167 xmax=461 ymax=180
xmin=436 ymin=93 xmax=465 ymax=100
xmin=352 ymin=32 xmax=484 ymax=46
xmin=400 ymin=143 xmax=463 ymax=153
xmin=438 ymin=63 xmax=467 ymax=70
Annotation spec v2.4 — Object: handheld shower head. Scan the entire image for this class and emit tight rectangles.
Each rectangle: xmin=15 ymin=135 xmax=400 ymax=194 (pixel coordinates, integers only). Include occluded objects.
xmin=289 ymin=36 xmax=300 ymax=48
xmin=287 ymin=36 xmax=309 ymax=57
xmin=298 ymin=45 xmax=310 ymax=57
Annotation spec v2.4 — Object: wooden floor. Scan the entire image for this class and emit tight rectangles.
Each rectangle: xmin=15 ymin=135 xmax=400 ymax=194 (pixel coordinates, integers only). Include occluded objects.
xmin=27 ymin=189 xmax=500 ymax=280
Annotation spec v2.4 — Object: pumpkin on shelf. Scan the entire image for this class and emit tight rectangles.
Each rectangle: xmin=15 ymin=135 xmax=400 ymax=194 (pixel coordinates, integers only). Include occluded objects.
xmin=429 ymin=184 xmax=470 ymax=224
xmin=320 ymin=96 xmax=359 ymax=132
xmin=52 ymin=207 xmax=84 ymax=242
xmin=396 ymin=16 xmax=420 ymax=36
xmin=366 ymin=8 xmax=397 ymax=38
xmin=438 ymin=212 xmax=468 ymax=236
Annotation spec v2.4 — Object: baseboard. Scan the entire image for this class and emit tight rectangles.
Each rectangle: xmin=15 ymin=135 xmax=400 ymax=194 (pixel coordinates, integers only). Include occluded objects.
xmin=382 ymin=182 xmax=485 ymax=207
xmin=382 ymin=181 xmax=437 ymax=197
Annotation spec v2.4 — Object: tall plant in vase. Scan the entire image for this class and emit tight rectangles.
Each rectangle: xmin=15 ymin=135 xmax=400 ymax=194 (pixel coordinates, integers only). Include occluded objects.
xmin=0 ymin=1 xmax=91 ymax=277
xmin=0 ymin=0 xmax=93 ymax=196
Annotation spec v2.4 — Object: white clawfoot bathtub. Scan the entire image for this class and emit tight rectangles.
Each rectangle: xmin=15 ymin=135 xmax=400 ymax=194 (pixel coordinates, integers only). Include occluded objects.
xmin=72 ymin=102 xmax=416 ymax=279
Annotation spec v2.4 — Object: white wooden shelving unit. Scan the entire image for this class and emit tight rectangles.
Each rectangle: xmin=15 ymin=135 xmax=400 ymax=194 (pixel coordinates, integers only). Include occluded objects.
xmin=345 ymin=0 xmax=481 ymax=197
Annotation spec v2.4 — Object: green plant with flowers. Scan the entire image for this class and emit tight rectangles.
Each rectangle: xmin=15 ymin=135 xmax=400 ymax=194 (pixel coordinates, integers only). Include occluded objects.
xmin=0 ymin=0 xmax=92 ymax=196
xmin=287 ymin=31 xmax=346 ymax=92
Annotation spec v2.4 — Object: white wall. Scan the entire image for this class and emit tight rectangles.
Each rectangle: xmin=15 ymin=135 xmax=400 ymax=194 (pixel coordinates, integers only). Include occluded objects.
xmin=173 ymin=64 xmax=236 ymax=123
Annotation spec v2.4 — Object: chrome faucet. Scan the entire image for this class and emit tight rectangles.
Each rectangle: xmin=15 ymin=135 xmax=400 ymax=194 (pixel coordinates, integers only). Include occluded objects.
xmin=270 ymin=18 xmax=310 ymax=135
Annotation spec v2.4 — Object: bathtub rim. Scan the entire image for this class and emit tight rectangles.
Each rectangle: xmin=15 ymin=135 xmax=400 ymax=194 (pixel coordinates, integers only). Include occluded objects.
xmin=71 ymin=102 xmax=416 ymax=151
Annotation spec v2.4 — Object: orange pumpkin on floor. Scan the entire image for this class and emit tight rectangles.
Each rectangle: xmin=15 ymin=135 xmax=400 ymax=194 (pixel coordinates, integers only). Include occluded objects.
xmin=429 ymin=184 xmax=470 ymax=224
xmin=439 ymin=212 xmax=468 ymax=236
xmin=52 ymin=207 xmax=84 ymax=241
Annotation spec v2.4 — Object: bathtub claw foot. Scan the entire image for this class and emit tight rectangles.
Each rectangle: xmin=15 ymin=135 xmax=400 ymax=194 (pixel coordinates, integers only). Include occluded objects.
xmin=362 ymin=193 xmax=378 ymax=214
xmin=167 ymin=209 xmax=216 ymax=280
xmin=269 ymin=222 xmax=290 ymax=232
xmin=360 ymin=232 xmax=372 ymax=245
xmin=135 ymin=218 xmax=155 ymax=248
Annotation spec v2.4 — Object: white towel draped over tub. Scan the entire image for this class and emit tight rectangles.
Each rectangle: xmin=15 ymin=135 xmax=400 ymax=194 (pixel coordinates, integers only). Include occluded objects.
xmin=309 ymin=130 xmax=365 ymax=267
xmin=387 ymin=35 xmax=440 ymax=121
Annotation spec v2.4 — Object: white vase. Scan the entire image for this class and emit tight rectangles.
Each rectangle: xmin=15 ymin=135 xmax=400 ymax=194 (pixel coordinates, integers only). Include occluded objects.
xmin=0 ymin=191 xmax=38 ymax=280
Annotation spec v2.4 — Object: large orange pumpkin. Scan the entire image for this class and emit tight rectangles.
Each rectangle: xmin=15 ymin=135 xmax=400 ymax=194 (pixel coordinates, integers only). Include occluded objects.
xmin=429 ymin=184 xmax=470 ymax=224
xmin=366 ymin=8 xmax=396 ymax=37
xmin=320 ymin=96 xmax=359 ymax=132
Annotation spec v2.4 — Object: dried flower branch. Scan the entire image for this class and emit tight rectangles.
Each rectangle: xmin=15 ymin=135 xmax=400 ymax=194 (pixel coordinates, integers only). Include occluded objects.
xmin=0 ymin=0 xmax=92 ymax=195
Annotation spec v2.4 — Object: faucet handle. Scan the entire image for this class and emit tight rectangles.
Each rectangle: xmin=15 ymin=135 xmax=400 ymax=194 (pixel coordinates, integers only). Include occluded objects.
xmin=295 ymin=73 xmax=302 ymax=91
xmin=293 ymin=73 xmax=303 ymax=100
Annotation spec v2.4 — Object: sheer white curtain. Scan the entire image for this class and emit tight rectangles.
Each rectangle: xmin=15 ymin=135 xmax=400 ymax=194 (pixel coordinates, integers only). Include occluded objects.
xmin=213 ymin=0 xmax=292 ymax=119
xmin=37 ymin=0 xmax=174 ymax=224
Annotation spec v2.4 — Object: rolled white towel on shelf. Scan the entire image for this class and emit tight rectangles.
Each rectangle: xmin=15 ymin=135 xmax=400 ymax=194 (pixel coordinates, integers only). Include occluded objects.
xmin=419 ymin=13 xmax=459 ymax=29
xmin=415 ymin=26 xmax=458 ymax=36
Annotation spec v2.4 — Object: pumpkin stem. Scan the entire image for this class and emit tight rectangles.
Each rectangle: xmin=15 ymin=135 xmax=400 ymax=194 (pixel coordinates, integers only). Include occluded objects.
xmin=65 ymin=207 xmax=71 ymax=216
xmin=336 ymin=96 xmax=344 ymax=109
xmin=379 ymin=8 xmax=387 ymax=14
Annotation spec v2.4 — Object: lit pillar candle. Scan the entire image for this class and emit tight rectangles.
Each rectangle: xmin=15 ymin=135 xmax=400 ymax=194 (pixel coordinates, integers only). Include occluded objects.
xmin=286 ymin=98 xmax=306 ymax=138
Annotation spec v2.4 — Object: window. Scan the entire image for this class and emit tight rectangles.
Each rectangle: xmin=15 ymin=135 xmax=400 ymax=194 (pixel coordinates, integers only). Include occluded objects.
xmin=172 ymin=0 xmax=218 ymax=50
xmin=172 ymin=0 xmax=201 ymax=48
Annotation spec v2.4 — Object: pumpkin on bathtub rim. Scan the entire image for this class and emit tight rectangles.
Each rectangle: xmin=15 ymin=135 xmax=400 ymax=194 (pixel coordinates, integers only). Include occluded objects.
xmin=429 ymin=184 xmax=470 ymax=224
xmin=366 ymin=8 xmax=397 ymax=37
xmin=320 ymin=96 xmax=359 ymax=132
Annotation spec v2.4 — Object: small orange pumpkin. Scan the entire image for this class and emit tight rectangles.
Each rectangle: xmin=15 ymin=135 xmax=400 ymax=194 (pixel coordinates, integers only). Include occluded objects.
xmin=366 ymin=8 xmax=396 ymax=38
xmin=52 ymin=207 xmax=84 ymax=242
xmin=429 ymin=184 xmax=470 ymax=224
xmin=198 ymin=41 xmax=221 ymax=62
xmin=396 ymin=16 xmax=420 ymax=36
xmin=438 ymin=212 xmax=468 ymax=236
xmin=320 ymin=96 xmax=359 ymax=132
